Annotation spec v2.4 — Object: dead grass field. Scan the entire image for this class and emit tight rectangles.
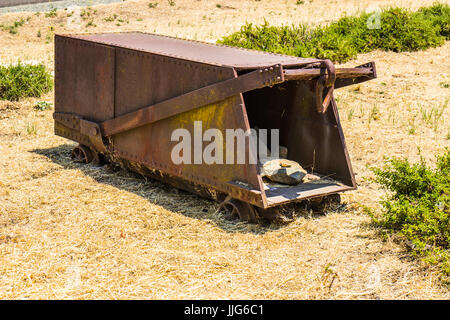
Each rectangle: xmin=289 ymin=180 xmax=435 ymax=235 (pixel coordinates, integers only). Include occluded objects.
xmin=0 ymin=0 xmax=449 ymax=299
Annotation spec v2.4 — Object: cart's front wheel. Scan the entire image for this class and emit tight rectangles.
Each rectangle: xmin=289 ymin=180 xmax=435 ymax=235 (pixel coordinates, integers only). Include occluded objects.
xmin=219 ymin=197 xmax=258 ymax=223
xmin=71 ymin=144 xmax=94 ymax=164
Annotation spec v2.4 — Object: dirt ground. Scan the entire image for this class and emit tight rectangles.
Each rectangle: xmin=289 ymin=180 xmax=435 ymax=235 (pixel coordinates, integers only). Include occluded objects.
xmin=0 ymin=0 xmax=449 ymax=299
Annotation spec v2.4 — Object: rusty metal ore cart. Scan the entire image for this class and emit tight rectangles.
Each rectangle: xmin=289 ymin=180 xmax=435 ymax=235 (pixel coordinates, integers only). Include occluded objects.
xmin=53 ymin=32 xmax=376 ymax=222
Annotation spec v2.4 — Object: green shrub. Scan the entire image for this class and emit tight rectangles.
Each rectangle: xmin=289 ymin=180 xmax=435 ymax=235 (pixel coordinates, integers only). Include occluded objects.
xmin=357 ymin=8 xmax=444 ymax=52
xmin=219 ymin=3 xmax=450 ymax=63
xmin=45 ymin=8 xmax=57 ymax=18
xmin=418 ymin=2 xmax=450 ymax=40
xmin=0 ymin=63 xmax=53 ymax=101
xmin=369 ymin=150 xmax=450 ymax=281
xmin=217 ymin=22 xmax=312 ymax=56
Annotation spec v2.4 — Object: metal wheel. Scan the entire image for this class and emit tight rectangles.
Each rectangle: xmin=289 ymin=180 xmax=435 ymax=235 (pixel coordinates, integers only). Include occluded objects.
xmin=323 ymin=194 xmax=341 ymax=206
xmin=219 ymin=197 xmax=258 ymax=223
xmin=321 ymin=194 xmax=342 ymax=211
xmin=307 ymin=194 xmax=342 ymax=213
xmin=71 ymin=144 xmax=93 ymax=164
xmin=255 ymin=206 xmax=288 ymax=223
xmin=90 ymin=150 xmax=106 ymax=166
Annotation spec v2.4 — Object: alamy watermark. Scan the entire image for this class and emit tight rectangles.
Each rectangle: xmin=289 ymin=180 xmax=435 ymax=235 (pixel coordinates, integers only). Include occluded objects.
xmin=366 ymin=6 xmax=381 ymax=30
xmin=170 ymin=121 xmax=280 ymax=165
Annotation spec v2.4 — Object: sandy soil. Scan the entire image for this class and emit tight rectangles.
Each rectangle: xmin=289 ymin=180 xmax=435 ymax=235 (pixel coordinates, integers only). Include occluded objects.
xmin=0 ymin=0 xmax=449 ymax=299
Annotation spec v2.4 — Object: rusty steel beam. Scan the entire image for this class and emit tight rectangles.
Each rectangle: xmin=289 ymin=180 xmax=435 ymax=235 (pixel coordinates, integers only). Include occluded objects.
xmin=100 ymin=65 xmax=285 ymax=136
xmin=334 ymin=62 xmax=377 ymax=89
xmin=284 ymin=65 xmax=375 ymax=81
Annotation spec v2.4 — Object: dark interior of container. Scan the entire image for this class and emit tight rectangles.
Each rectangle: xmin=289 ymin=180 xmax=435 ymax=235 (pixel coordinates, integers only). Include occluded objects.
xmin=242 ymin=79 xmax=356 ymax=191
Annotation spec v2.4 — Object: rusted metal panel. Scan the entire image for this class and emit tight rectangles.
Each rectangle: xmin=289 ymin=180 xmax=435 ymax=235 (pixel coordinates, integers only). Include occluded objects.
xmin=68 ymin=32 xmax=322 ymax=70
xmin=54 ymin=35 xmax=115 ymax=122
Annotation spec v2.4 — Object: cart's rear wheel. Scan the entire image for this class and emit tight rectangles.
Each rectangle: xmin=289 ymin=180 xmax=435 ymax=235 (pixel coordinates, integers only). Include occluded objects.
xmin=219 ymin=197 xmax=258 ymax=223
xmin=308 ymin=194 xmax=342 ymax=213
xmin=71 ymin=144 xmax=94 ymax=164
xmin=255 ymin=206 xmax=288 ymax=222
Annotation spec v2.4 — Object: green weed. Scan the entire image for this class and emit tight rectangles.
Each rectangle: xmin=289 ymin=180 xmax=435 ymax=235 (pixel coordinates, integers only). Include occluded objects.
xmin=420 ymin=99 xmax=448 ymax=131
xmin=369 ymin=106 xmax=380 ymax=122
xmin=86 ymin=20 xmax=96 ymax=28
xmin=26 ymin=122 xmax=37 ymax=135
xmin=34 ymin=101 xmax=52 ymax=111
xmin=45 ymin=8 xmax=57 ymax=18
xmin=0 ymin=19 xmax=25 ymax=35
xmin=347 ymin=109 xmax=354 ymax=120
xmin=0 ymin=63 xmax=53 ymax=101
xmin=104 ymin=14 xmax=118 ymax=22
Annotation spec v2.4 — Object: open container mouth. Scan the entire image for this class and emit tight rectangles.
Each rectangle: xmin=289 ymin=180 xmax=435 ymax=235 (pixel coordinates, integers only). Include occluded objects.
xmin=233 ymin=77 xmax=357 ymax=207
xmin=233 ymin=62 xmax=376 ymax=207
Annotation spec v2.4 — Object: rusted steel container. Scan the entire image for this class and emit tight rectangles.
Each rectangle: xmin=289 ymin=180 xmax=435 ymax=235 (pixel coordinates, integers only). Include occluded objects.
xmin=53 ymin=32 xmax=376 ymax=222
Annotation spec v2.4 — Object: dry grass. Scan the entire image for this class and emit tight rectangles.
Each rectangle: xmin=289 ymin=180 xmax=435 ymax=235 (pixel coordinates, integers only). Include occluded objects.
xmin=0 ymin=0 xmax=449 ymax=299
